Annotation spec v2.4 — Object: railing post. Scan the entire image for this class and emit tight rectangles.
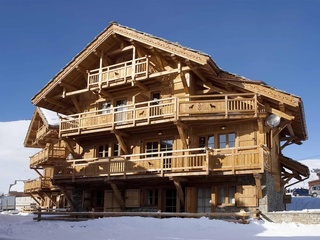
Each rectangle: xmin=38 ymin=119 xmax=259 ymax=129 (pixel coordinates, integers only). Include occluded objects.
xmin=225 ymin=95 xmax=228 ymax=118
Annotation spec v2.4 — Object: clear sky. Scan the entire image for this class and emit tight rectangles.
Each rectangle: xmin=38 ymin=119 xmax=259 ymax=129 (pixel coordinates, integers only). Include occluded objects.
xmin=0 ymin=0 xmax=319 ymax=160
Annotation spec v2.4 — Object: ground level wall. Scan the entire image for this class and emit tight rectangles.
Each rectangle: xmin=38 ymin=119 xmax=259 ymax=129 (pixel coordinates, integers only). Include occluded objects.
xmin=262 ymin=211 xmax=320 ymax=224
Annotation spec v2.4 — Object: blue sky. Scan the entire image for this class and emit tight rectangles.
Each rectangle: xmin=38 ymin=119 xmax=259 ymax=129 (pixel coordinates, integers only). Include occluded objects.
xmin=0 ymin=0 xmax=319 ymax=160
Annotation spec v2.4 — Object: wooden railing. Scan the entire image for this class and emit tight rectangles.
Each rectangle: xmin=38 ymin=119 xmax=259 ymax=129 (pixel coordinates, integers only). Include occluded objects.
xmin=36 ymin=125 xmax=47 ymax=140
xmin=53 ymin=146 xmax=269 ymax=180
xmin=60 ymin=97 xmax=176 ymax=135
xmin=88 ymin=56 xmax=149 ymax=89
xmin=30 ymin=146 xmax=66 ymax=168
xmin=60 ymin=94 xmax=262 ymax=136
xmin=24 ymin=177 xmax=53 ymax=193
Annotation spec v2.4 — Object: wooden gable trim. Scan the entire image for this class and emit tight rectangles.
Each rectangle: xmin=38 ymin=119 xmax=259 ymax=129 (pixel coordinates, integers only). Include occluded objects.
xmin=32 ymin=23 xmax=212 ymax=106
xmin=112 ymin=24 xmax=209 ymax=65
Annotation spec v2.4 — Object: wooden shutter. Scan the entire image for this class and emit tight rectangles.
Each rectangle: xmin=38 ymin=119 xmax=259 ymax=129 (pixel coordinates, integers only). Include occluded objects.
xmin=236 ymin=185 xmax=257 ymax=207
xmin=125 ymin=189 xmax=141 ymax=208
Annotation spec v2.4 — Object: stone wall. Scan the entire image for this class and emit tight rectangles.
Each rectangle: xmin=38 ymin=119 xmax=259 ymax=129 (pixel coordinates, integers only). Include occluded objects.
xmin=259 ymin=172 xmax=285 ymax=212
xmin=262 ymin=211 xmax=320 ymax=224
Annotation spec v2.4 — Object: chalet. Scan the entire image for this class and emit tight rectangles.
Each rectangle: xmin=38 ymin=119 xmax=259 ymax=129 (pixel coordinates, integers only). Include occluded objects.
xmin=24 ymin=22 xmax=309 ymax=214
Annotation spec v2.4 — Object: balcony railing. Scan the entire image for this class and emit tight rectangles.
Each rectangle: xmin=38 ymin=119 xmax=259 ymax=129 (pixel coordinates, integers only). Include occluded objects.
xmin=53 ymin=146 xmax=270 ymax=180
xmin=24 ymin=177 xmax=53 ymax=193
xmin=36 ymin=125 xmax=47 ymax=140
xmin=30 ymin=146 xmax=66 ymax=168
xmin=60 ymin=94 xmax=263 ymax=136
xmin=88 ymin=56 xmax=149 ymax=89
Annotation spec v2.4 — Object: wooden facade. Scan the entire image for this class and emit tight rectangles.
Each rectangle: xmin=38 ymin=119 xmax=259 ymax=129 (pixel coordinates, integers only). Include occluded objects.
xmin=24 ymin=22 xmax=309 ymax=213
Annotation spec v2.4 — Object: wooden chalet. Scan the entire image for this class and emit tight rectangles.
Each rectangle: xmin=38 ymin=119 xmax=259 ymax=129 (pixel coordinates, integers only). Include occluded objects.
xmin=24 ymin=22 xmax=309 ymax=213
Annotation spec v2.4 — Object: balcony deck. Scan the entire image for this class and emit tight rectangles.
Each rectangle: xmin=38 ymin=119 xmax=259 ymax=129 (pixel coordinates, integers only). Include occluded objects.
xmin=24 ymin=177 xmax=53 ymax=193
xmin=53 ymin=146 xmax=270 ymax=182
xmin=60 ymin=94 xmax=264 ymax=137
xmin=87 ymin=56 xmax=149 ymax=90
xmin=30 ymin=146 xmax=66 ymax=168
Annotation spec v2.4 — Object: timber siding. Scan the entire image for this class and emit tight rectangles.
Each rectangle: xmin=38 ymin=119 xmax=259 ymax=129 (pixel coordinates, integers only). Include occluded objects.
xmin=24 ymin=22 xmax=308 ymax=213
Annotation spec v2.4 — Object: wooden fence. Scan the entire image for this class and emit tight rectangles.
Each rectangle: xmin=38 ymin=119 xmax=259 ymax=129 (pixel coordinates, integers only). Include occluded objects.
xmin=34 ymin=208 xmax=260 ymax=223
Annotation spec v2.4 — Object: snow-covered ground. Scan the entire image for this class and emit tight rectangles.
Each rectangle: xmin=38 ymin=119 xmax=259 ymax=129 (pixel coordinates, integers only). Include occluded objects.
xmin=0 ymin=197 xmax=320 ymax=240
xmin=1 ymin=210 xmax=320 ymax=240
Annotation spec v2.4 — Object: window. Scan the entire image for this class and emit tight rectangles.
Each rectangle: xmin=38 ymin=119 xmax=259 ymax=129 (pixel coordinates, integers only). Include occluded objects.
xmin=197 ymin=188 xmax=211 ymax=213
xmin=113 ymin=143 xmax=120 ymax=156
xmin=165 ymin=189 xmax=176 ymax=212
xmin=145 ymin=139 xmax=173 ymax=168
xmin=217 ymin=186 xmax=236 ymax=205
xmin=115 ymin=99 xmax=127 ymax=123
xmin=146 ymin=141 xmax=158 ymax=158
xmin=146 ymin=189 xmax=158 ymax=206
xmin=100 ymin=101 xmax=111 ymax=114
xmin=97 ymin=145 xmax=109 ymax=158
xmin=198 ymin=135 xmax=214 ymax=152
xmin=219 ymin=133 xmax=235 ymax=148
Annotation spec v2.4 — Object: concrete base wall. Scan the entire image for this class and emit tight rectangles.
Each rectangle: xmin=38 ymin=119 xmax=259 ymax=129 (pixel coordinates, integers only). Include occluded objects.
xmin=263 ymin=211 xmax=320 ymax=224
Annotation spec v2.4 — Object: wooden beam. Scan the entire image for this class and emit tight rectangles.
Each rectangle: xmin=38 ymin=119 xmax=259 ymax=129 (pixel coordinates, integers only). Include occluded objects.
xmin=34 ymin=169 xmax=43 ymax=178
xmin=175 ymin=121 xmax=188 ymax=149
xmin=107 ymin=45 xmax=134 ymax=56
xmin=265 ymin=104 xmax=294 ymax=121
xmin=112 ymin=130 xmax=129 ymax=154
xmin=172 ymin=178 xmax=185 ymax=210
xmin=71 ymin=95 xmax=82 ymax=112
xmin=44 ymin=97 xmax=72 ymax=109
xmin=93 ymin=49 xmax=112 ymax=65
xmin=59 ymin=81 xmax=78 ymax=92
xmin=178 ymin=62 xmax=189 ymax=95
xmin=109 ymin=182 xmax=125 ymax=209
xmin=132 ymin=80 xmax=149 ymax=91
xmin=59 ymin=186 xmax=76 ymax=211
xmin=75 ymin=65 xmax=87 ymax=79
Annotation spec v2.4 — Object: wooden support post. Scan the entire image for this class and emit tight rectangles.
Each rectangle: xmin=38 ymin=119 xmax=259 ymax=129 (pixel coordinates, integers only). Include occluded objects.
xmin=171 ymin=177 xmax=186 ymax=212
xmin=59 ymin=186 xmax=76 ymax=211
xmin=109 ymin=182 xmax=125 ymax=210
xmin=254 ymin=174 xmax=263 ymax=199
xmin=112 ymin=130 xmax=129 ymax=154
xmin=175 ymin=121 xmax=188 ymax=149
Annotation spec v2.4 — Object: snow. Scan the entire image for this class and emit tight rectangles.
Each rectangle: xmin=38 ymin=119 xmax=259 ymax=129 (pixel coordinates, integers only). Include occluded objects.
xmin=1 ymin=212 xmax=320 ymax=240
xmin=39 ymin=108 xmax=60 ymax=126
xmin=0 ymin=121 xmax=38 ymax=194
xmin=1 ymin=121 xmax=320 ymax=239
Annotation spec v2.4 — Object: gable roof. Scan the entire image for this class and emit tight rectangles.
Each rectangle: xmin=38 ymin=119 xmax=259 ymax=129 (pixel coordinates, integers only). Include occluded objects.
xmin=24 ymin=107 xmax=59 ymax=148
xmin=30 ymin=22 xmax=308 ymax=142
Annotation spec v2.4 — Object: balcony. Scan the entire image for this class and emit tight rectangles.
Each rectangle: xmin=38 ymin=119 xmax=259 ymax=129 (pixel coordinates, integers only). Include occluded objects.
xmin=53 ymin=146 xmax=270 ymax=181
xmin=87 ymin=56 xmax=149 ymax=90
xmin=24 ymin=177 xmax=53 ymax=193
xmin=30 ymin=146 xmax=67 ymax=168
xmin=60 ymin=94 xmax=264 ymax=137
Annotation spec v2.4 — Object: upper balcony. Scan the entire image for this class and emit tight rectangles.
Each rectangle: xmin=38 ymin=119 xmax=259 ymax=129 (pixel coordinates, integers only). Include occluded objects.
xmin=24 ymin=177 xmax=55 ymax=193
xmin=53 ymin=145 xmax=270 ymax=182
xmin=60 ymin=93 xmax=265 ymax=137
xmin=87 ymin=56 xmax=149 ymax=90
xmin=30 ymin=146 xmax=67 ymax=169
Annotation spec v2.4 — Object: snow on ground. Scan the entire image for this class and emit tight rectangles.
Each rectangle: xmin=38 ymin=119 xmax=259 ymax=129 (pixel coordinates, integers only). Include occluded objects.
xmin=2 ymin=197 xmax=320 ymax=240
xmin=1 ymin=212 xmax=320 ymax=240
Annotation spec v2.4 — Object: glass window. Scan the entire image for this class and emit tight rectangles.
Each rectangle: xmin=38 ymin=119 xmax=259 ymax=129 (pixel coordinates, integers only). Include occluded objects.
xmin=97 ymin=145 xmax=108 ymax=158
xmin=101 ymin=101 xmax=111 ymax=114
xmin=197 ymin=188 xmax=211 ymax=213
xmin=146 ymin=141 xmax=158 ymax=158
xmin=198 ymin=136 xmax=214 ymax=152
xmin=218 ymin=186 xmax=236 ymax=205
xmin=113 ymin=143 xmax=119 ymax=156
xmin=219 ymin=133 xmax=236 ymax=148
xmin=147 ymin=189 xmax=158 ymax=206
